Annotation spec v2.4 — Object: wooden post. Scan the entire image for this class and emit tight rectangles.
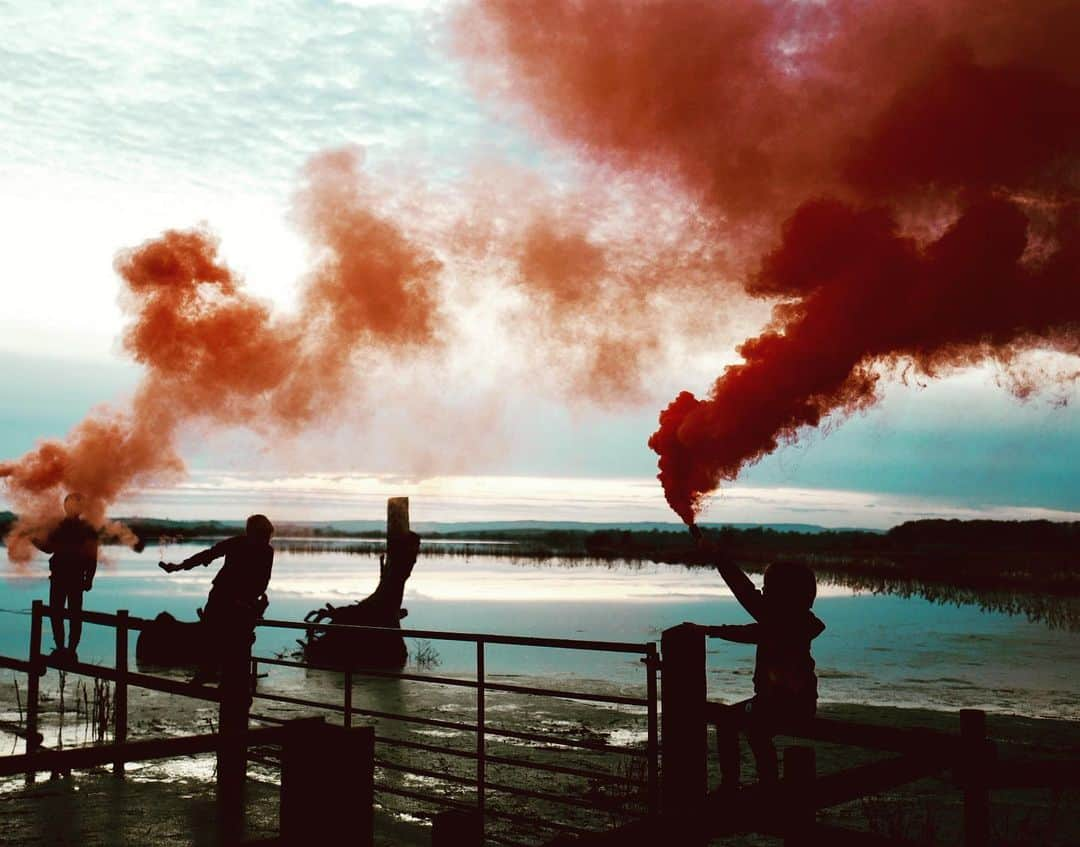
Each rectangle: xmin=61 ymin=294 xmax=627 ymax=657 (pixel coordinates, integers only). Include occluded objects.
xmin=113 ymin=609 xmax=128 ymax=776
xmin=660 ymin=623 xmax=707 ymax=840
xmin=217 ymin=629 xmax=253 ymax=842
xmin=281 ymin=718 xmax=374 ymax=846
xmin=432 ymin=810 xmax=482 ymax=846
xmin=783 ymin=745 xmax=816 ymax=847
xmin=960 ymin=708 xmax=992 ymax=847
xmin=26 ymin=600 xmax=43 ymax=785
xmin=387 ymin=496 xmax=409 ymax=539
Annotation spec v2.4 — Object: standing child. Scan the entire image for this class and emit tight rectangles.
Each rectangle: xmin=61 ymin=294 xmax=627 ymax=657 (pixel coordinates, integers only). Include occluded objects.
xmin=33 ymin=493 xmax=99 ymax=662
xmin=691 ymin=536 xmax=825 ymax=787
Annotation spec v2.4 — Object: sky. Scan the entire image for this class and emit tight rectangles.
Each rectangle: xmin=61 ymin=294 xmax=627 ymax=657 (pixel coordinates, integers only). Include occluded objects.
xmin=1 ymin=0 xmax=1077 ymax=529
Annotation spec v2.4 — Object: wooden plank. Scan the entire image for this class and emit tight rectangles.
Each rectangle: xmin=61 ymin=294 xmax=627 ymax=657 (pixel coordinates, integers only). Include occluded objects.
xmin=989 ymin=758 xmax=1080 ymax=788
xmin=813 ymin=754 xmax=950 ymax=808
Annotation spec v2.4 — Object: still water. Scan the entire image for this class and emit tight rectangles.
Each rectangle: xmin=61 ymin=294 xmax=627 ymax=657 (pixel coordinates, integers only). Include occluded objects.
xmin=1 ymin=541 xmax=1077 ymax=720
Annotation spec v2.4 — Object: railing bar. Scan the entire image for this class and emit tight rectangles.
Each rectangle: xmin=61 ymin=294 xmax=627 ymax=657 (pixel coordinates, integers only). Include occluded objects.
xmin=484 ymin=751 xmax=648 ymax=787
xmin=483 ymin=778 xmax=640 ymax=812
xmin=37 ymin=609 xmax=650 ymax=655
xmin=252 ymin=655 xmax=648 ymax=705
xmin=481 ymin=806 xmax=596 ymax=836
xmin=42 ymin=659 xmax=222 ymax=703
xmin=0 ymin=656 xmax=40 ymax=674
xmin=250 ymin=691 xmax=345 ymax=714
xmin=372 ymin=736 xmax=648 ymax=785
xmin=485 ymin=725 xmax=649 ymax=757
xmin=375 ymin=784 xmax=474 ymax=811
xmin=256 ymin=618 xmax=648 ymax=654
xmin=374 ymin=755 xmax=632 ymax=811
xmin=483 ymin=680 xmax=648 ymax=707
xmin=252 ymin=656 xmax=478 ymax=687
xmin=251 ymin=692 xmax=647 ymax=756
xmin=374 ymin=758 xmax=475 ymax=784
xmin=39 ymin=606 xmax=150 ymax=631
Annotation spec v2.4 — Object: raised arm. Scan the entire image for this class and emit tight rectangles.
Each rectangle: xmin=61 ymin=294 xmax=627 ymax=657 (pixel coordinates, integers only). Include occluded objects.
xmin=714 ymin=558 xmax=767 ymax=621
xmin=706 ymin=623 xmax=760 ymax=643
xmin=160 ymin=538 xmax=231 ymax=573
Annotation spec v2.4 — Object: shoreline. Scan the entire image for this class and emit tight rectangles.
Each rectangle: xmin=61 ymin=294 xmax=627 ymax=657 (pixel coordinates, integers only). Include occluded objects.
xmin=0 ymin=668 xmax=1076 ymax=845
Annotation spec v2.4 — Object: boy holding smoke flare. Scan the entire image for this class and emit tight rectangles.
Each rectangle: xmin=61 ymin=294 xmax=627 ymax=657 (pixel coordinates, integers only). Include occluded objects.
xmin=159 ymin=513 xmax=274 ymax=684
xmin=687 ymin=525 xmax=825 ymax=787
xmin=33 ymin=492 xmax=99 ymax=662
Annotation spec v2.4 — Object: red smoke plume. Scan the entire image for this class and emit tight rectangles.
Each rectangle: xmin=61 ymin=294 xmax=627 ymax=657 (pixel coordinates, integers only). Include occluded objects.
xmin=458 ymin=0 xmax=1080 ymax=522
xmin=0 ymin=149 xmax=442 ymax=562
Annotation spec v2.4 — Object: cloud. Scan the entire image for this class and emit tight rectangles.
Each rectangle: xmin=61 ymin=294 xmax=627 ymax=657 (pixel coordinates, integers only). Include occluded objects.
xmin=0 ymin=1 xmax=536 ymax=189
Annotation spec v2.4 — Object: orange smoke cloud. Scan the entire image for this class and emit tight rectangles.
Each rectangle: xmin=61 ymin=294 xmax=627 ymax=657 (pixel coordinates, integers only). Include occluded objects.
xmin=1 ymin=148 xmax=444 ymax=562
xmin=457 ymin=0 xmax=1080 ymax=522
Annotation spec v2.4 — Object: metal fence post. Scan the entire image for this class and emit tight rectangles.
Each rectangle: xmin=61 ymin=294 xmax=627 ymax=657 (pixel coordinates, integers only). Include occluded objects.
xmin=26 ymin=600 xmax=43 ymax=785
xmin=660 ymin=623 xmax=707 ymax=841
xmin=113 ymin=609 xmax=128 ymax=776
xmin=476 ymin=639 xmax=486 ymax=832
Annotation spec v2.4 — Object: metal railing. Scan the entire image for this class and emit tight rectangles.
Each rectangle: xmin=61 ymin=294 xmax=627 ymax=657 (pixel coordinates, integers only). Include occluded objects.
xmin=0 ymin=603 xmax=660 ymax=845
xmin=249 ymin=618 xmax=660 ymax=844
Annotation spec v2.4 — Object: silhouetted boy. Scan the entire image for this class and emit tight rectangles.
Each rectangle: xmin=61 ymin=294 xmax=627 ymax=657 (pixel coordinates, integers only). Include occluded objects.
xmin=693 ymin=538 xmax=824 ymax=787
xmin=33 ymin=493 xmax=98 ymax=662
xmin=159 ymin=514 xmax=274 ymax=684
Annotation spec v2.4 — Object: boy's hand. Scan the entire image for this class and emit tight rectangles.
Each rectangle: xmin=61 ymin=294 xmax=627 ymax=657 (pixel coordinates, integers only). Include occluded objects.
xmin=159 ymin=561 xmax=180 ymax=573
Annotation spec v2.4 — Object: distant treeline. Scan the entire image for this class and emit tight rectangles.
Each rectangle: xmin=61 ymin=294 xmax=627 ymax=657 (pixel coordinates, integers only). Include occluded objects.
xmin=587 ymin=519 xmax=1080 ymax=558
xmin=1 ymin=511 xmax=1076 ymax=556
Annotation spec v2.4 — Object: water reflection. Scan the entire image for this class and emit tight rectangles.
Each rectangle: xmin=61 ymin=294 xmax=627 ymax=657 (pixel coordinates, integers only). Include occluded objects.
xmin=814 ymin=569 xmax=1080 ymax=632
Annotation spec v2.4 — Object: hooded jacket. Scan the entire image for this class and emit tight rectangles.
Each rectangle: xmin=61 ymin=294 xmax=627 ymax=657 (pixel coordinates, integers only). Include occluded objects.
xmin=715 ymin=560 xmax=826 ymax=702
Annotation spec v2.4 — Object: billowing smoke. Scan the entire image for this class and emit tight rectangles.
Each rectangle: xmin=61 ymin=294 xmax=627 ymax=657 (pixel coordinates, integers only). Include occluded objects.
xmin=0 ymin=148 xmax=726 ymax=560
xmin=457 ymin=0 xmax=1080 ymax=522
xmin=5 ymin=0 xmax=1077 ymax=551
xmin=0 ymin=149 xmax=443 ymax=561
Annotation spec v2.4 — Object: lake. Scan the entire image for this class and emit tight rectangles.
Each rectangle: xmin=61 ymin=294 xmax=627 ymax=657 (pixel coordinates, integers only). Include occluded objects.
xmin=1 ymin=540 xmax=1077 ymax=721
